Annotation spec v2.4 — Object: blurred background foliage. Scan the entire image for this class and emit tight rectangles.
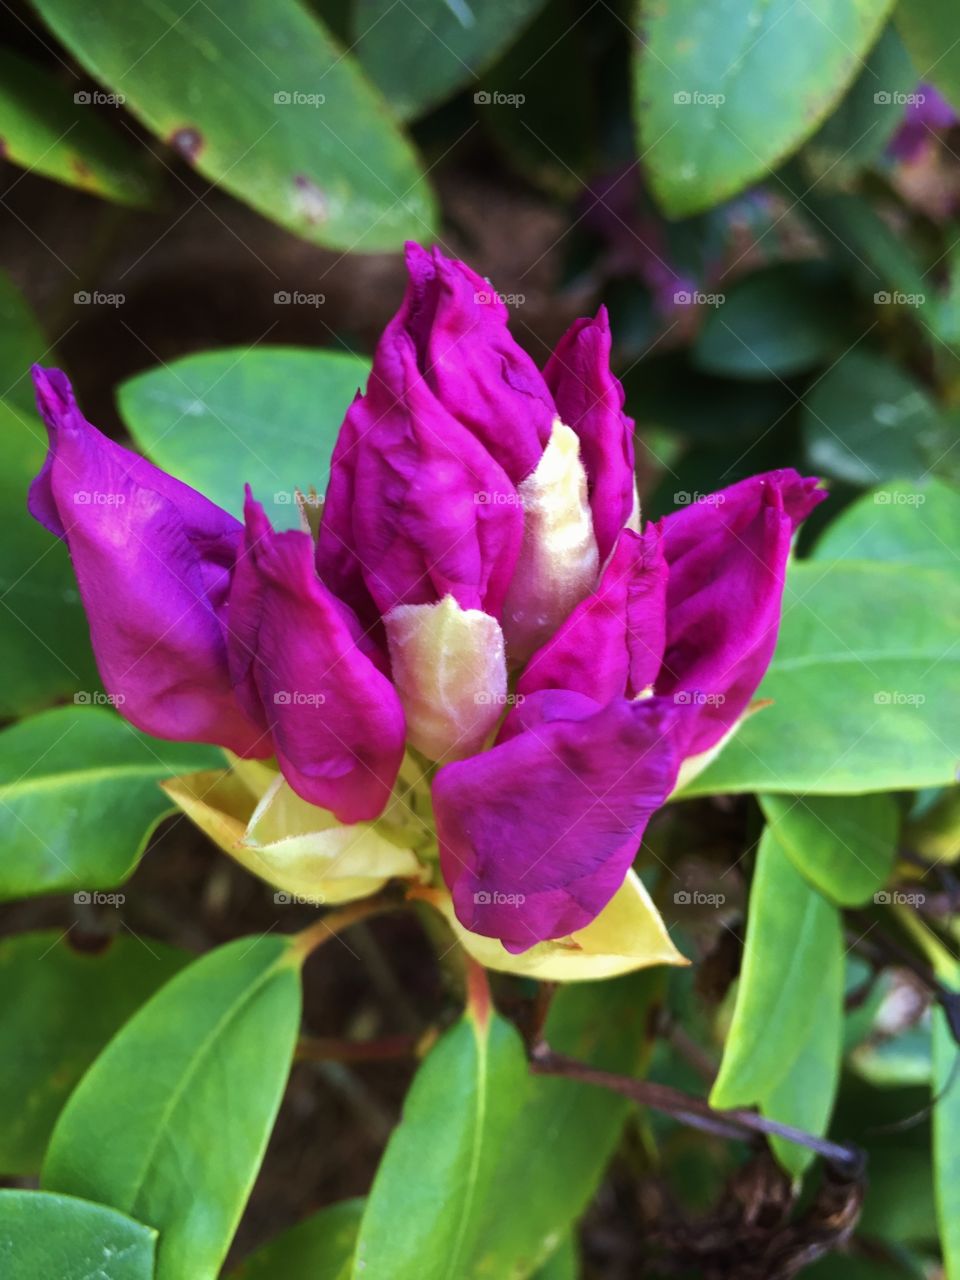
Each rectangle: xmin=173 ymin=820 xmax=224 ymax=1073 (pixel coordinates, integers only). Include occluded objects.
xmin=1 ymin=0 xmax=959 ymax=1277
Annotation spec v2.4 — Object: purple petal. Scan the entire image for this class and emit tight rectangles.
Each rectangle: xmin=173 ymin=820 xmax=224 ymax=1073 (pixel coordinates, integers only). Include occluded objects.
xmin=518 ymin=526 xmax=667 ymax=704
xmin=544 ymin=308 xmax=636 ymax=562
xmin=655 ymin=469 xmax=826 ymax=756
xmin=28 ymin=366 xmax=267 ymax=756
xmin=434 ymin=696 xmax=679 ymax=950
xmin=396 ymin=242 xmax=556 ymax=483
xmin=316 ymin=329 xmax=524 ymax=620
xmin=229 ymin=492 xmax=405 ymax=823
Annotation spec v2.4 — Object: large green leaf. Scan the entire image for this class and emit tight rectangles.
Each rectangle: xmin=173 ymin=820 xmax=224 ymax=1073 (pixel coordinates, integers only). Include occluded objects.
xmin=803 ymin=351 xmax=946 ymax=486
xmin=0 ymin=1190 xmax=156 ymax=1280
xmin=231 ymin=1198 xmax=363 ymax=1279
xmin=814 ymin=478 xmax=960 ymax=568
xmin=43 ymin=935 xmax=302 ymax=1280
xmin=682 ymin=561 xmax=960 ymax=795
xmin=692 ymin=263 xmax=849 ymax=379
xmin=0 ymin=272 xmax=98 ymax=715
xmin=711 ymin=827 xmax=844 ymax=1177
xmin=896 ymin=0 xmax=960 ymax=113
xmin=349 ymin=1000 xmax=530 ymax=1279
xmin=0 ymin=706 xmax=221 ymax=901
xmin=0 ymin=930 xmax=188 ymax=1174
xmin=933 ymin=972 xmax=960 ymax=1280
xmin=758 ymin=793 xmax=898 ymax=906
xmin=0 ymin=49 xmax=156 ymax=205
xmin=118 ymin=347 xmax=369 ymax=528
xmin=30 ymin=0 xmax=436 ymax=250
xmin=355 ymin=0 xmax=548 ymax=120
xmin=635 ymin=0 xmax=895 ymax=217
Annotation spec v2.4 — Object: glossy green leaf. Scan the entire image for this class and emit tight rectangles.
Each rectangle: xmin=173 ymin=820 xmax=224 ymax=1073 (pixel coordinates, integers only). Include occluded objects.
xmin=806 ymin=24 xmax=917 ymax=174
xmin=470 ymin=971 xmax=662 ymax=1278
xmin=693 ymin=263 xmax=849 ymax=379
xmin=711 ymin=827 xmax=844 ymax=1177
xmin=682 ymin=561 xmax=960 ymax=795
xmin=0 ymin=1190 xmax=156 ymax=1280
xmin=813 ymin=478 xmax=960 ymax=568
xmin=0 ymin=930 xmax=188 ymax=1174
xmin=0 ymin=706 xmax=220 ymax=901
xmin=933 ymin=971 xmax=960 ymax=1279
xmin=0 ymin=272 xmax=98 ymax=715
xmin=355 ymin=0 xmax=548 ymax=120
xmin=0 ymin=49 xmax=156 ymax=205
xmin=118 ymin=347 xmax=368 ymax=528
xmin=635 ymin=0 xmax=895 ymax=217
xmin=43 ymin=935 xmax=302 ymax=1280
xmin=803 ymin=351 xmax=945 ymax=485
xmin=851 ymin=1024 xmax=932 ymax=1088
xmin=231 ymin=1198 xmax=363 ymax=1279
xmin=30 ymin=0 xmax=437 ymax=250
xmin=758 ymin=793 xmax=898 ymax=906
xmin=350 ymin=1001 xmax=530 ymax=1279
xmin=534 ymin=1234 xmax=577 ymax=1280
xmin=897 ymin=0 xmax=960 ymax=113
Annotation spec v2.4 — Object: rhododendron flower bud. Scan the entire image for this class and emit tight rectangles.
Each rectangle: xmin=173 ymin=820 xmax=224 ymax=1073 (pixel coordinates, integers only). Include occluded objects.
xmin=28 ymin=242 xmax=825 ymax=962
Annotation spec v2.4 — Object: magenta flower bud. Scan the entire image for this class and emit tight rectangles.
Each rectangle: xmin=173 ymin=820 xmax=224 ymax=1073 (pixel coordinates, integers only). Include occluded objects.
xmin=29 ymin=366 xmax=267 ymax=758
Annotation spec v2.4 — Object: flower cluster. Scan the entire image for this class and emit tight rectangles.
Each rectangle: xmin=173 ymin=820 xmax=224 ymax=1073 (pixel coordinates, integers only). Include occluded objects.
xmin=29 ymin=243 xmax=824 ymax=959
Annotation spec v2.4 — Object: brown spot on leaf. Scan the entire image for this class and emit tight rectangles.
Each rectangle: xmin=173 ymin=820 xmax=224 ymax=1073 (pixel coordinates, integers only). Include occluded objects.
xmin=169 ymin=126 xmax=204 ymax=162
xmin=293 ymin=174 xmax=328 ymax=225
xmin=71 ymin=156 xmax=93 ymax=180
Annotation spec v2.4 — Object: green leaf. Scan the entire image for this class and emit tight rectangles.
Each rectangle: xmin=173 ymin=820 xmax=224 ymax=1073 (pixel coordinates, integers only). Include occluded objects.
xmin=896 ymin=0 xmax=960 ymax=113
xmin=43 ymin=935 xmax=302 ymax=1280
xmin=118 ymin=347 xmax=368 ymax=528
xmin=711 ymin=827 xmax=844 ymax=1177
xmin=0 ymin=272 xmax=98 ymax=715
xmin=693 ymin=263 xmax=849 ymax=379
xmin=0 ymin=49 xmax=156 ymax=205
xmin=0 ymin=930 xmax=188 ymax=1174
xmin=350 ymin=1000 xmax=530 ymax=1279
xmin=803 ymin=351 xmax=946 ymax=485
xmin=758 ymin=793 xmax=898 ymax=906
xmin=813 ymin=478 xmax=960 ymax=568
xmin=30 ymin=0 xmax=437 ymax=251
xmin=470 ymin=971 xmax=662 ymax=1278
xmin=933 ymin=972 xmax=960 ymax=1279
xmin=805 ymin=24 xmax=917 ymax=175
xmin=534 ymin=1234 xmax=577 ymax=1280
xmin=635 ymin=0 xmax=895 ymax=217
xmin=851 ymin=1024 xmax=932 ymax=1088
xmin=231 ymin=1198 xmax=363 ymax=1279
xmin=355 ymin=0 xmax=548 ymax=120
xmin=682 ymin=561 xmax=960 ymax=795
xmin=0 ymin=1190 xmax=156 ymax=1280
xmin=0 ymin=706 xmax=221 ymax=901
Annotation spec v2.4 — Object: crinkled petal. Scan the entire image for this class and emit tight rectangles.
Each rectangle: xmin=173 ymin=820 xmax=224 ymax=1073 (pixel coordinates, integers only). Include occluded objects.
xmin=28 ymin=366 xmax=267 ymax=756
xmin=655 ymin=469 xmax=826 ymax=756
xmin=518 ymin=526 xmax=667 ymax=703
xmin=544 ymin=308 xmax=637 ymax=562
xmin=316 ymin=329 xmax=523 ymax=620
xmin=228 ymin=491 xmax=405 ymax=823
xmin=397 ymin=241 xmax=556 ymax=482
xmin=433 ymin=695 xmax=680 ymax=950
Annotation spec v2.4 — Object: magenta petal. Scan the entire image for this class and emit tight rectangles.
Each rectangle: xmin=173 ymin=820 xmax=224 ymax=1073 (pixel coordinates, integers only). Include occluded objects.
xmin=317 ymin=328 xmax=523 ymax=619
xmin=656 ymin=469 xmax=826 ymax=756
xmin=434 ymin=696 xmax=679 ymax=950
xmin=397 ymin=242 xmax=556 ymax=483
xmin=28 ymin=366 xmax=267 ymax=756
xmin=518 ymin=526 xmax=667 ymax=704
xmin=544 ymin=308 xmax=636 ymax=562
xmin=229 ymin=492 xmax=405 ymax=823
